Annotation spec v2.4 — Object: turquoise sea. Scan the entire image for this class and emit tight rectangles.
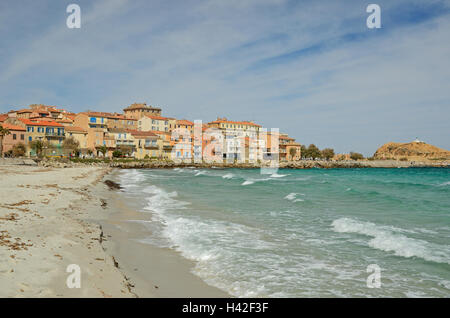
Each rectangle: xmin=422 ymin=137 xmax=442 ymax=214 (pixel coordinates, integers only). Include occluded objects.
xmin=117 ymin=167 xmax=450 ymax=297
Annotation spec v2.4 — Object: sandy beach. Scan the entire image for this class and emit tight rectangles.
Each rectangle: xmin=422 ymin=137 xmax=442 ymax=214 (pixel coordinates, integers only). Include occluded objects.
xmin=0 ymin=164 xmax=228 ymax=298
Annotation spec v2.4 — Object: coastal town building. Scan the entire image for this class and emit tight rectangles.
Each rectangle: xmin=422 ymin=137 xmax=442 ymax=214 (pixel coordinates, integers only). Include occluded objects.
xmin=138 ymin=115 xmax=176 ymax=132
xmin=17 ymin=119 xmax=65 ymax=145
xmin=123 ymin=103 xmax=162 ymax=119
xmin=0 ymin=123 xmax=27 ymax=154
xmin=207 ymin=118 xmax=261 ymax=162
xmin=279 ymin=134 xmax=301 ymax=161
xmin=153 ymin=131 xmax=175 ymax=159
xmin=0 ymin=102 xmax=303 ymax=162
xmin=130 ymin=130 xmax=159 ymax=159
xmin=65 ymin=126 xmax=88 ymax=154
xmin=107 ymin=128 xmax=135 ymax=156
xmin=172 ymin=119 xmax=194 ymax=133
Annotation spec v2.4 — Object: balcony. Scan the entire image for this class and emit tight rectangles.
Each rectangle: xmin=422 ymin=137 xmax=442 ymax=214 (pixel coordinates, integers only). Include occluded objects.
xmin=144 ymin=144 xmax=159 ymax=149
xmin=116 ymin=140 xmax=134 ymax=146
xmin=45 ymin=132 xmax=65 ymax=137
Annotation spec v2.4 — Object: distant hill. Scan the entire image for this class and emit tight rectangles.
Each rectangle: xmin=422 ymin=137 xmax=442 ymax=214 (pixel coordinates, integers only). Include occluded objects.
xmin=373 ymin=141 xmax=450 ymax=161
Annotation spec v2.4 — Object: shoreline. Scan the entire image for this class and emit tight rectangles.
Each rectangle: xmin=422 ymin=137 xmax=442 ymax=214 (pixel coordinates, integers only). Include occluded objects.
xmin=97 ymin=169 xmax=230 ymax=297
xmin=2 ymin=157 xmax=448 ymax=169
xmin=38 ymin=158 xmax=449 ymax=169
xmin=0 ymin=164 xmax=229 ymax=298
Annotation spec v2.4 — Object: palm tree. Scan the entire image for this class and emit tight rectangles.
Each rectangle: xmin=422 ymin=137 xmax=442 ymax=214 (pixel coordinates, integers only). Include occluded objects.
xmin=289 ymin=147 xmax=297 ymax=160
xmin=0 ymin=126 xmax=11 ymax=158
xmin=98 ymin=145 xmax=108 ymax=158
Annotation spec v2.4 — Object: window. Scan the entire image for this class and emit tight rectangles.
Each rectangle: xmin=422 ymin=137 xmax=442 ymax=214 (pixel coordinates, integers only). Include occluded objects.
xmin=13 ymin=134 xmax=16 ymax=140
xmin=29 ymin=136 xmax=32 ymax=142
xmin=20 ymin=134 xmax=24 ymax=140
xmin=90 ymin=117 xmax=97 ymax=123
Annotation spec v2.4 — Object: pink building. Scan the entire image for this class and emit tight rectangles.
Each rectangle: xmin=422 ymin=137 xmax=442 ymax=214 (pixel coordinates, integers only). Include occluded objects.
xmin=1 ymin=123 xmax=27 ymax=154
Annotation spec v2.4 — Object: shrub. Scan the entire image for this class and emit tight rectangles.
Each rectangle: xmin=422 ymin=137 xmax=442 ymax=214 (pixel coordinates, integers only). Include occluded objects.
xmin=112 ymin=150 xmax=122 ymax=158
xmin=12 ymin=143 xmax=27 ymax=157
xmin=350 ymin=152 xmax=364 ymax=161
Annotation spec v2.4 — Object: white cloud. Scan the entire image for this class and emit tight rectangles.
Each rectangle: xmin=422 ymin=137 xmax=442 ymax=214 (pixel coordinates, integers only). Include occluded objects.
xmin=0 ymin=0 xmax=449 ymax=155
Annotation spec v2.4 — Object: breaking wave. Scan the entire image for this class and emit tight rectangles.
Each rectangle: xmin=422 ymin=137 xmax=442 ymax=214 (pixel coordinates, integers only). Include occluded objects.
xmin=332 ymin=218 xmax=450 ymax=264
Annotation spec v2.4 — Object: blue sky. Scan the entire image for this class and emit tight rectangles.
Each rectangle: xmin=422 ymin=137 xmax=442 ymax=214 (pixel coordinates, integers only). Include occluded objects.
xmin=0 ymin=0 xmax=449 ymax=155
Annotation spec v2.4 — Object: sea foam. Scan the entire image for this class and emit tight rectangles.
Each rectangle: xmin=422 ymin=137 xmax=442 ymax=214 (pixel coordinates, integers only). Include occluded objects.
xmin=284 ymin=193 xmax=305 ymax=202
xmin=332 ymin=218 xmax=450 ymax=264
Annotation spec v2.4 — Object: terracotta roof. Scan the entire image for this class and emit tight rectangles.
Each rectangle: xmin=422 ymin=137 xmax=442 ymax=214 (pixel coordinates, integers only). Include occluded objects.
xmin=0 ymin=114 xmax=8 ymax=122
xmin=57 ymin=119 xmax=74 ymax=123
xmin=18 ymin=118 xmax=63 ymax=127
xmin=149 ymin=130 xmax=170 ymax=136
xmin=208 ymin=119 xmax=261 ymax=127
xmin=0 ymin=123 xmax=26 ymax=131
xmin=279 ymin=135 xmax=294 ymax=140
xmin=128 ymin=130 xmax=158 ymax=138
xmin=144 ymin=115 xmax=173 ymax=121
xmin=65 ymin=126 xmax=87 ymax=133
xmin=17 ymin=109 xmax=33 ymax=114
xmin=176 ymin=119 xmax=194 ymax=126
xmin=124 ymin=103 xmax=161 ymax=111
xmin=66 ymin=114 xmax=77 ymax=120
xmin=108 ymin=128 xmax=128 ymax=133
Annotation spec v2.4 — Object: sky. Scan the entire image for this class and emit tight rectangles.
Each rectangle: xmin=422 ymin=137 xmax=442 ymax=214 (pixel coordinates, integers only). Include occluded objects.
xmin=0 ymin=0 xmax=449 ymax=156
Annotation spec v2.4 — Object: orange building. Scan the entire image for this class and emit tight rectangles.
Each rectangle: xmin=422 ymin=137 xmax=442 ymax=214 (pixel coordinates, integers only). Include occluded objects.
xmin=123 ymin=103 xmax=162 ymax=119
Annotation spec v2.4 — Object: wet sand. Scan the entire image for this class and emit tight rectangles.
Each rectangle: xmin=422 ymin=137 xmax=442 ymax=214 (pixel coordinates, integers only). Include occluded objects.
xmin=98 ymin=170 xmax=229 ymax=297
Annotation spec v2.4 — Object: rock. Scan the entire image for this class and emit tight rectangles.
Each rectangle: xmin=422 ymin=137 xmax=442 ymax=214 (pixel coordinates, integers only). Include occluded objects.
xmin=104 ymin=180 xmax=122 ymax=190
xmin=374 ymin=141 xmax=450 ymax=161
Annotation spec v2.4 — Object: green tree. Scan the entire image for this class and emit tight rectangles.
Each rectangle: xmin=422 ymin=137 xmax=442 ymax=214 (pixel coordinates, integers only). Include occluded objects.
xmin=350 ymin=152 xmax=364 ymax=161
xmin=300 ymin=145 xmax=308 ymax=159
xmin=307 ymin=144 xmax=322 ymax=160
xmin=12 ymin=143 xmax=27 ymax=157
xmin=63 ymin=137 xmax=80 ymax=155
xmin=0 ymin=125 xmax=10 ymax=158
xmin=30 ymin=140 xmax=45 ymax=157
xmin=321 ymin=148 xmax=335 ymax=161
